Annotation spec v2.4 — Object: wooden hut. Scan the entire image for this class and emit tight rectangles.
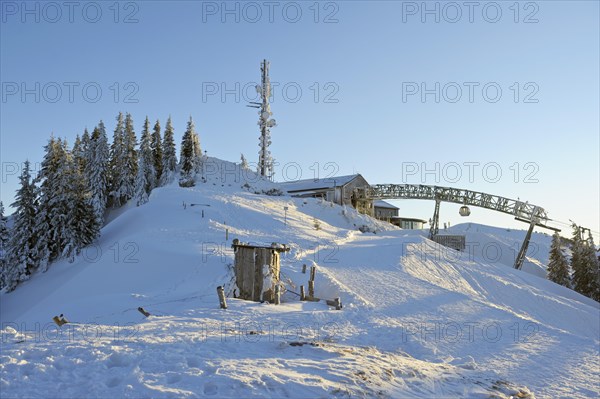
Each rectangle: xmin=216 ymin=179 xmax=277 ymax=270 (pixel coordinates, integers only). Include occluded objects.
xmin=232 ymin=240 xmax=290 ymax=303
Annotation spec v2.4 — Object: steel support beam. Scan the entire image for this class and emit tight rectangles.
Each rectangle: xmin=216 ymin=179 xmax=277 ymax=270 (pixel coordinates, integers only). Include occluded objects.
xmin=429 ymin=198 xmax=441 ymax=239
xmin=514 ymin=218 xmax=537 ymax=270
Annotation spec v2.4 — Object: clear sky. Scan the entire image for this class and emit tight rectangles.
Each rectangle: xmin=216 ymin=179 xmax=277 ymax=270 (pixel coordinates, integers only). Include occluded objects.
xmin=1 ymin=0 xmax=598 ymax=240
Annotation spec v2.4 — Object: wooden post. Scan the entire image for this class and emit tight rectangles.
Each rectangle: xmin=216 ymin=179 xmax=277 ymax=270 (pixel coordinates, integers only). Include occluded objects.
xmin=308 ymin=265 xmax=316 ymax=299
xmin=325 ymin=298 xmax=342 ymax=310
xmin=274 ymin=284 xmax=280 ymax=305
xmin=137 ymin=307 xmax=151 ymax=317
xmin=302 ymin=264 xmax=307 ymax=274
xmin=327 ymin=298 xmax=342 ymax=310
xmin=217 ymin=286 xmax=227 ymax=309
xmin=334 ymin=297 xmax=342 ymax=310
xmin=300 ymin=285 xmax=305 ymax=301
xmin=52 ymin=314 xmax=68 ymax=326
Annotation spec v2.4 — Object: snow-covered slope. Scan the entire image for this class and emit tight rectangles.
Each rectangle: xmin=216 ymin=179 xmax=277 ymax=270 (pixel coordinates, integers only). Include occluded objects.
xmin=445 ymin=223 xmax=552 ymax=278
xmin=1 ymin=159 xmax=598 ymax=398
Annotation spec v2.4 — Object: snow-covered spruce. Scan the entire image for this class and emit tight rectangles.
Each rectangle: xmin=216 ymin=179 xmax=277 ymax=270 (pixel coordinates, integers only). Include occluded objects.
xmin=178 ymin=116 xmax=202 ymax=187
xmin=85 ymin=121 xmax=110 ymax=226
xmin=2 ymin=161 xmax=37 ymax=291
xmin=547 ymin=232 xmax=571 ymax=288
xmin=134 ymin=117 xmax=156 ymax=206
xmin=161 ymin=115 xmax=177 ymax=185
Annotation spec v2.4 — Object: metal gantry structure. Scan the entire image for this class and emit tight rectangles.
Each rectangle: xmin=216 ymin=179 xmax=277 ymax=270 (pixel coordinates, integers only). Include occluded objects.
xmin=355 ymin=184 xmax=560 ymax=270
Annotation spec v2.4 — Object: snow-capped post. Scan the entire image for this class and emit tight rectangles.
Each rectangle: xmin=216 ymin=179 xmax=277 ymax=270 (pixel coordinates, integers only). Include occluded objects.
xmin=300 ymin=285 xmax=306 ymax=301
xmin=217 ymin=286 xmax=228 ymax=309
xmin=274 ymin=284 xmax=281 ymax=305
xmin=310 ymin=266 xmax=316 ymax=282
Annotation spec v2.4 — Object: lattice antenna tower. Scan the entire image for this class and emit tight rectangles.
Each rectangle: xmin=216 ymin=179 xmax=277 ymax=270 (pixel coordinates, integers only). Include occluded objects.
xmin=251 ymin=59 xmax=277 ymax=179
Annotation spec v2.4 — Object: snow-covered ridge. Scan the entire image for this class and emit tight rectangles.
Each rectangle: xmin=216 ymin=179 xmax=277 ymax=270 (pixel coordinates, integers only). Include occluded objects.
xmin=1 ymin=157 xmax=598 ymax=398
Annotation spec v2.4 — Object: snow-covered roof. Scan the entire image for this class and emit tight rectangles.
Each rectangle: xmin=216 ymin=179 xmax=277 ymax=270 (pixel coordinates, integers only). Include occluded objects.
xmin=374 ymin=200 xmax=399 ymax=210
xmin=279 ymin=174 xmax=362 ymax=193
xmin=392 ymin=216 xmax=428 ymax=223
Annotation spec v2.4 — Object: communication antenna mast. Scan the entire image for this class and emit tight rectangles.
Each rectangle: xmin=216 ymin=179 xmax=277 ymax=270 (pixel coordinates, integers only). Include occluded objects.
xmin=247 ymin=59 xmax=277 ymax=179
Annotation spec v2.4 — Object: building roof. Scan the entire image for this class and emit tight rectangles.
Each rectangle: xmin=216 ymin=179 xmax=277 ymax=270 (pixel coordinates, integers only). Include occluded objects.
xmin=231 ymin=240 xmax=290 ymax=252
xmin=391 ymin=216 xmax=428 ymax=223
xmin=279 ymin=174 xmax=363 ymax=193
xmin=374 ymin=200 xmax=399 ymax=210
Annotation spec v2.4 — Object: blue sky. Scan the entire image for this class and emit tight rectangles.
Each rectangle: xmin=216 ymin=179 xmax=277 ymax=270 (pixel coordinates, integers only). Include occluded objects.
xmin=1 ymin=1 xmax=598 ymax=239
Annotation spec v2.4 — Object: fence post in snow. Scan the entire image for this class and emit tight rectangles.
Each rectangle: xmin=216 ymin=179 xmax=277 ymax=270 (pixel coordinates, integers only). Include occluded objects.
xmin=308 ymin=280 xmax=315 ymax=299
xmin=274 ymin=284 xmax=281 ymax=305
xmin=300 ymin=285 xmax=305 ymax=301
xmin=308 ymin=266 xmax=316 ymax=298
xmin=217 ymin=286 xmax=228 ymax=309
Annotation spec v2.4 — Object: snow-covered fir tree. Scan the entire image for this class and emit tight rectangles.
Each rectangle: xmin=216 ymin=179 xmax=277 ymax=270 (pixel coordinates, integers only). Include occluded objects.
xmin=134 ymin=159 xmax=150 ymax=205
xmin=161 ymin=116 xmax=177 ymax=184
xmin=0 ymin=202 xmax=10 ymax=288
xmin=32 ymin=180 xmax=51 ymax=274
xmin=570 ymin=224 xmax=586 ymax=295
xmin=179 ymin=117 xmax=200 ymax=187
xmin=0 ymin=202 xmax=8 ymax=252
xmin=581 ymin=233 xmax=600 ymax=302
xmin=547 ymin=232 xmax=571 ymax=288
xmin=2 ymin=161 xmax=38 ymax=291
xmin=81 ymin=127 xmax=91 ymax=160
xmin=109 ymin=112 xmax=127 ymax=207
xmin=35 ymin=137 xmax=100 ymax=268
xmin=123 ymin=113 xmax=139 ymax=201
xmin=151 ymin=119 xmax=163 ymax=186
xmin=86 ymin=121 xmax=110 ymax=226
xmin=596 ymin=246 xmax=600 ymax=301
xmin=192 ymin=124 xmax=203 ymax=174
xmin=63 ymin=153 xmax=99 ymax=261
xmin=570 ymin=224 xmax=599 ymax=300
xmin=134 ymin=117 xmax=156 ymax=205
xmin=240 ymin=153 xmax=249 ymax=170
xmin=72 ymin=134 xmax=84 ymax=172
xmin=36 ymin=137 xmax=71 ymax=262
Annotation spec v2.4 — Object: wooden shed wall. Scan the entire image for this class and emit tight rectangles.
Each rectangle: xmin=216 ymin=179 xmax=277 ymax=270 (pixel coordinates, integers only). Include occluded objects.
xmin=234 ymin=247 xmax=280 ymax=302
